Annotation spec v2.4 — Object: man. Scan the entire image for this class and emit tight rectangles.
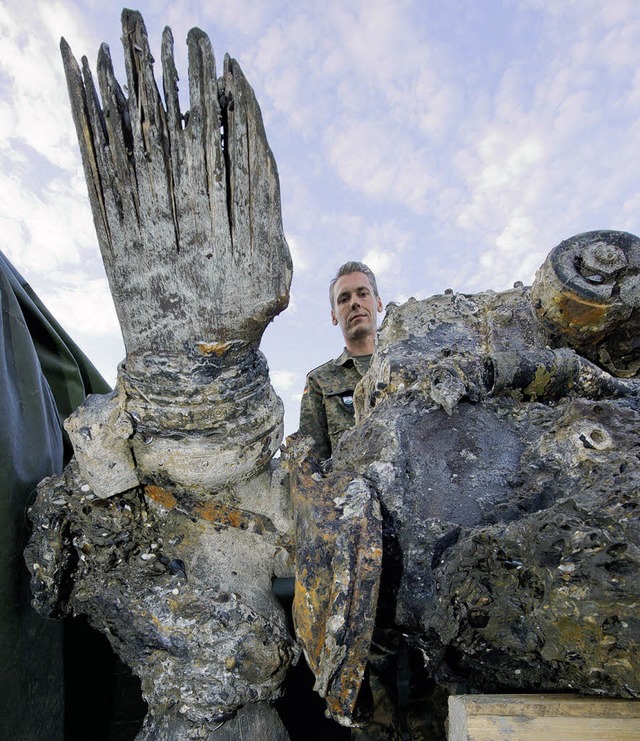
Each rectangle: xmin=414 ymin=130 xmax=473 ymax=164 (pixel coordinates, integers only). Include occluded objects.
xmin=298 ymin=265 xmax=408 ymax=738
xmin=298 ymin=260 xmax=388 ymax=735
xmin=299 ymin=261 xmax=383 ymax=460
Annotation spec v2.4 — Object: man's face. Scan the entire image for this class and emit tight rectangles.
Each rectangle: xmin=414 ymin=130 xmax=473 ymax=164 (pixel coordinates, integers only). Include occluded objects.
xmin=331 ymin=271 xmax=383 ymax=343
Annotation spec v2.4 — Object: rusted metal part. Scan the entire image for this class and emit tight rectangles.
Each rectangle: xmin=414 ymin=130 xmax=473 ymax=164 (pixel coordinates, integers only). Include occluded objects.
xmin=356 ymin=234 xmax=640 ymax=427
xmin=355 ymin=286 xmax=547 ymax=423
xmin=145 ymin=483 xmax=292 ymax=548
xmin=286 ymin=232 xmax=639 ymax=737
xmin=429 ymin=397 xmax=640 ymax=696
xmin=287 ymin=451 xmax=383 ymax=726
xmin=490 ymin=348 xmax=637 ymax=401
xmin=531 ymin=231 xmax=640 ymax=377
xmin=327 ymin=236 xmax=640 ymax=715
xmin=273 ymin=233 xmax=639 ymax=740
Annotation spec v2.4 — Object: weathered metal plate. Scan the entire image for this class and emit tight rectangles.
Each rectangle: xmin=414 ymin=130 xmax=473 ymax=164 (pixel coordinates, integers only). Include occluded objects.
xmin=290 ymin=458 xmax=382 ymax=726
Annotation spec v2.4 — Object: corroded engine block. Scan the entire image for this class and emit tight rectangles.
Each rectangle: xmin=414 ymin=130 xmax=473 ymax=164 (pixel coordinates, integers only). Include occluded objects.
xmin=290 ymin=230 xmax=640 ymax=729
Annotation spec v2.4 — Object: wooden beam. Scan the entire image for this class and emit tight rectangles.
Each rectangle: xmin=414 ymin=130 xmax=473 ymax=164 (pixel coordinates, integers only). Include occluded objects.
xmin=448 ymin=694 xmax=640 ymax=741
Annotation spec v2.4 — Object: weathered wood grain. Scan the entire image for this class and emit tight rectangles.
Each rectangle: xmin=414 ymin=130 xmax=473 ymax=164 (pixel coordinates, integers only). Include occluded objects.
xmin=60 ymin=10 xmax=291 ymax=493
xmin=448 ymin=694 xmax=640 ymax=741
xmin=61 ymin=10 xmax=291 ymax=358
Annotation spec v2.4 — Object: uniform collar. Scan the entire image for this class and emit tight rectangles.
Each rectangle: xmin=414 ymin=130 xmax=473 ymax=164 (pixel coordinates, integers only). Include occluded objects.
xmin=334 ymin=348 xmax=372 ymax=367
xmin=334 ymin=348 xmax=354 ymax=366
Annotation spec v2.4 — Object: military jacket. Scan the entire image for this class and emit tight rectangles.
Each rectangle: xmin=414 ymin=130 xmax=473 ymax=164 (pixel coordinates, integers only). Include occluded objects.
xmin=299 ymin=349 xmax=372 ymax=461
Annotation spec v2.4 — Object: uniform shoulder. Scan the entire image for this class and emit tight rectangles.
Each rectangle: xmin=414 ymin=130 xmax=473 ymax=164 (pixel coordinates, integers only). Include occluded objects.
xmin=306 ymin=357 xmax=338 ymax=383
xmin=306 ymin=348 xmax=352 ymax=380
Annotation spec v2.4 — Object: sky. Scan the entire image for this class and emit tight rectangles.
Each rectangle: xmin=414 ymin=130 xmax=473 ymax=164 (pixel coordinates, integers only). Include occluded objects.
xmin=2 ymin=0 xmax=640 ymax=437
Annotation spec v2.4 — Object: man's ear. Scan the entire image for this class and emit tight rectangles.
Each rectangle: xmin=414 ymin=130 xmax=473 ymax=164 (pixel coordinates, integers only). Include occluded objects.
xmin=376 ymin=296 xmax=383 ymax=313
xmin=331 ymin=309 xmax=338 ymax=325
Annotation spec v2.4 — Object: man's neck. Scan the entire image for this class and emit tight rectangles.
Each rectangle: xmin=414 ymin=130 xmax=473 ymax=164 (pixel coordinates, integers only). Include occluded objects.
xmin=344 ymin=336 xmax=375 ymax=356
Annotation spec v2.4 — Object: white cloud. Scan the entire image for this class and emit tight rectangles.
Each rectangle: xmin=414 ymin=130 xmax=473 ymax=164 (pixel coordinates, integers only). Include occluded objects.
xmin=0 ymin=0 xmax=104 ymax=289
xmin=326 ymin=119 xmax=432 ymax=212
xmin=40 ymin=278 xmax=120 ymax=337
xmin=271 ymin=370 xmax=299 ymax=393
xmin=440 ymin=0 xmax=640 ymax=293
xmin=0 ymin=168 xmax=95 ymax=272
xmin=286 ymin=234 xmax=309 ymax=272
xmin=200 ymin=0 xmax=272 ymax=38
xmin=359 ymin=220 xmax=414 ymax=292
xmin=362 ymin=249 xmax=392 ymax=277
xmin=235 ymin=0 xmax=457 ymax=216
xmin=0 ymin=5 xmax=89 ymax=171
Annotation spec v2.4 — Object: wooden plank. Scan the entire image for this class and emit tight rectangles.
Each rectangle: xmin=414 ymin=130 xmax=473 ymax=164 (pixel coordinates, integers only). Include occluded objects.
xmin=448 ymin=694 xmax=640 ymax=741
xmin=61 ymin=10 xmax=291 ymax=358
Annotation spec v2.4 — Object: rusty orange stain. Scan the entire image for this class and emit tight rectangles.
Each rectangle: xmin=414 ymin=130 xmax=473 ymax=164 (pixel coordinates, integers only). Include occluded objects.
xmin=145 ymin=485 xmax=177 ymax=509
xmin=194 ymin=500 xmax=272 ymax=534
xmin=290 ymin=459 xmax=382 ymax=724
xmin=555 ymin=292 xmax=610 ymax=328
xmin=143 ymin=483 xmax=282 ymax=540
xmin=195 ymin=340 xmax=232 ymax=356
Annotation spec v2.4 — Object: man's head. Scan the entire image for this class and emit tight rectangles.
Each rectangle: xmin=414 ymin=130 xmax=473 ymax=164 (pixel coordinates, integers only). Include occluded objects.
xmin=329 ymin=261 xmax=379 ymax=309
xmin=329 ymin=262 xmax=383 ymax=351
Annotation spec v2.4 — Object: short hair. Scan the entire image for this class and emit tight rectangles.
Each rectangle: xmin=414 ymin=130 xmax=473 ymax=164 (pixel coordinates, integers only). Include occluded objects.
xmin=329 ymin=261 xmax=379 ymax=309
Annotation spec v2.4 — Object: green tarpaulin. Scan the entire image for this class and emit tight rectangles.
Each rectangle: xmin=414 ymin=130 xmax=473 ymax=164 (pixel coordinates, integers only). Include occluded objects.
xmin=1 ymin=251 xmax=110 ymax=741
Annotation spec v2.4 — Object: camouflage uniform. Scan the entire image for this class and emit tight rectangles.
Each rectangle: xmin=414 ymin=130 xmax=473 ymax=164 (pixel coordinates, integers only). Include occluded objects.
xmin=299 ymin=349 xmax=372 ymax=460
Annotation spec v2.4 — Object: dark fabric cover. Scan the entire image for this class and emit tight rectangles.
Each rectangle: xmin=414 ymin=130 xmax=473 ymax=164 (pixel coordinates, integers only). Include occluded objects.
xmin=0 ymin=250 xmax=110 ymax=740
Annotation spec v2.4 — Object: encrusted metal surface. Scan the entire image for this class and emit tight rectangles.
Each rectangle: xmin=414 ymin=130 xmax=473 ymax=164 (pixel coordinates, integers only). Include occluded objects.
xmin=286 ymin=452 xmax=382 ymax=726
xmin=295 ymin=231 xmax=639 ymax=731
xmin=26 ymin=461 xmax=295 ymax=733
xmin=531 ymin=230 xmax=640 ymax=377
